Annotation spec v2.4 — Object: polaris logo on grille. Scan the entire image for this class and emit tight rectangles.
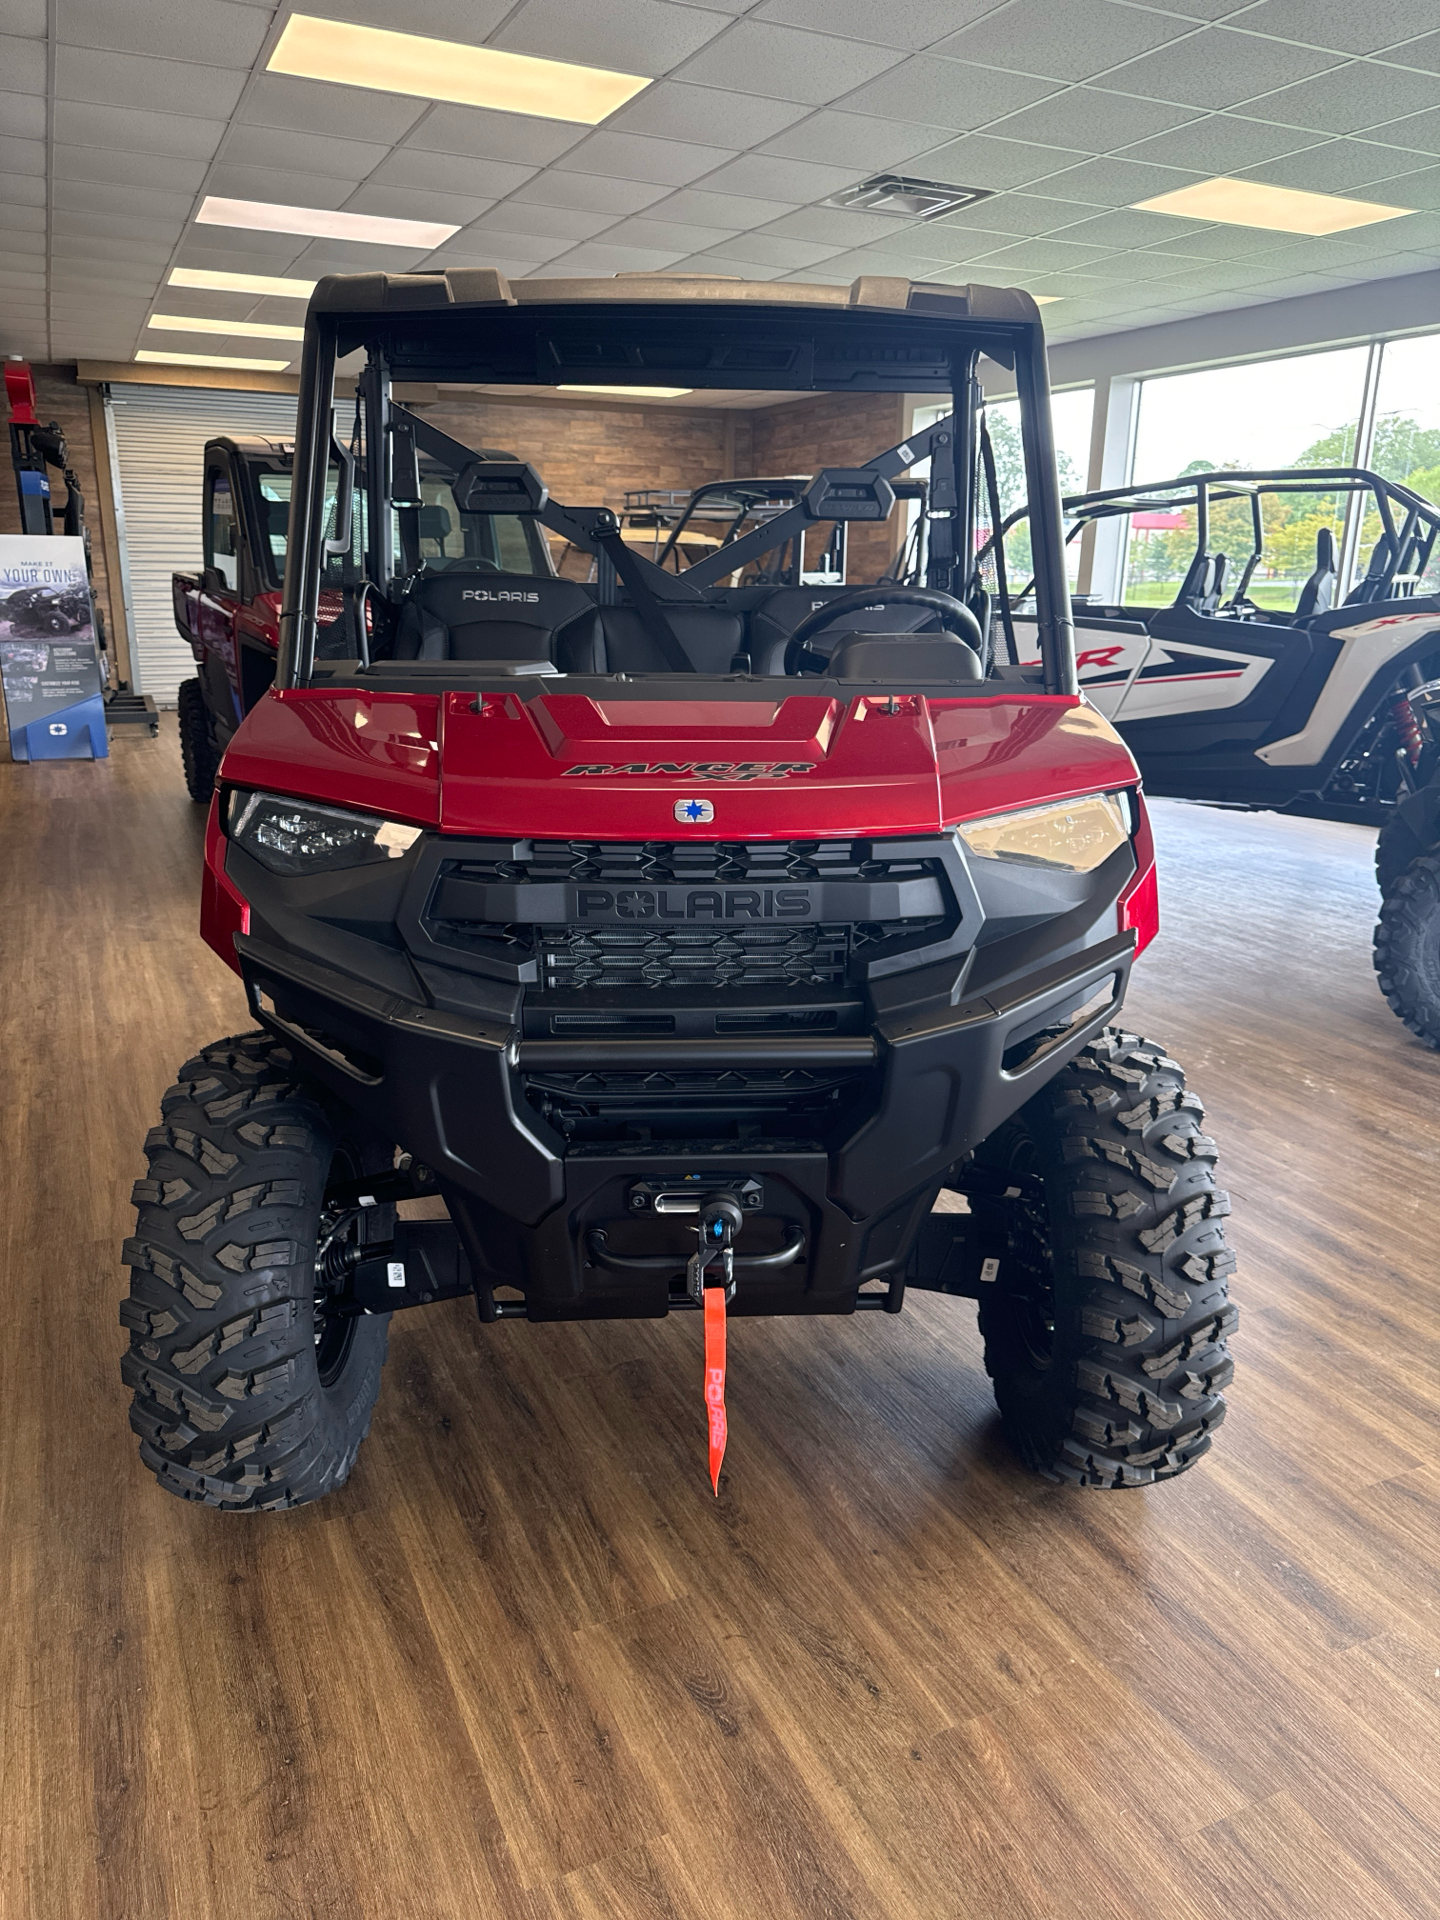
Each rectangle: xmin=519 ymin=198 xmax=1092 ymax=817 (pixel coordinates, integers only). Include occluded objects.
xmin=462 ymin=589 xmax=540 ymax=603
xmin=563 ymin=761 xmax=814 ymax=781
xmin=575 ymin=888 xmax=814 ymax=921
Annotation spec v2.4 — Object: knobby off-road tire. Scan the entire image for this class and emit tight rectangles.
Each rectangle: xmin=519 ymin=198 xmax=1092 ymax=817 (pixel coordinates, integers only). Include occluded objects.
xmin=1374 ymin=853 xmax=1440 ymax=1049
xmin=1375 ymin=813 xmax=1425 ymax=895
xmin=121 ymin=1032 xmax=391 ymax=1509
xmin=176 ymin=676 xmax=220 ymax=805
xmin=973 ymin=1028 xmax=1237 ymax=1488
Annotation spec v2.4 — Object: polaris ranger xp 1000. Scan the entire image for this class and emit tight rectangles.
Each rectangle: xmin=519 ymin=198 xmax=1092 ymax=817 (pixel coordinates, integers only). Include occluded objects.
xmin=123 ymin=269 xmax=1236 ymax=1508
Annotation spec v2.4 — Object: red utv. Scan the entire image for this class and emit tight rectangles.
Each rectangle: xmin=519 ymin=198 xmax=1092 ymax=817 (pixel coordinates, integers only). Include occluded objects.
xmin=125 ymin=270 xmax=1236 ymax=1510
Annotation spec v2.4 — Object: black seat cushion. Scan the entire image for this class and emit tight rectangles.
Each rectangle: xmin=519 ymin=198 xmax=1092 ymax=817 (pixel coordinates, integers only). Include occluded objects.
xmin=829 ymin=632 xmax=983 ymax=682
xmin=591 ymin=604 xmax=746 ymax=675
xmin=744 ymin=584 xmax=942 ymax=674
xmin=393 ymin=572 xmax=599 ymax=662
xmin=1295 ymin=525 xmax=1338 ymax=621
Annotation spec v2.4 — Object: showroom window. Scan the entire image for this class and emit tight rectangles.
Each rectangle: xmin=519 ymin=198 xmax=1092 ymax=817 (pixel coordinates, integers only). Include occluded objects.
xmin=1354 ymin=333 xmax=1440 ymax=596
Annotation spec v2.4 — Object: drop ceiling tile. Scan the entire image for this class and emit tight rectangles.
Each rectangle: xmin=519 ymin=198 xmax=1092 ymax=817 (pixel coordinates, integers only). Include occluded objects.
xmin=315 ymin=0 xmax=513 ymax=40
xmin=0 ymin=31 xmax=45 ymax=90
xmin=465 ymin=202 xmax=617 ymax=240
xmin=54 ymin=176 xmax=195 ymax=221
xmin=1361 ymin=109 xmax=1440 ymax=158
xmin=1087 ymin=246 xmax=1210 ymax=279
xmin=1105 ymin=28 xmax=1342 ymax=112
xmin=1049 ymin=205 xmax=1219 ymax=247
xmin=604 ymin=80 xmax=811 ymax=146
xmin=156 ymin=288 xmax=262 ymax=321
xmin=0 ymin=164 xmax=42 ymax=204
xmin=1353 ymin=160 xmax=1440 ymax=210
xmin=1115 ymin=112 xmax=1322 ymax=170
xmin=51 ymin=99 xmax=225 ymax=159
xmin=674 ymin=23 xmax=906 ymax=106
xmin=56 ymin=0 xmax=270 ymax=67
xmin=220 ymin=126 xmax=393 ymax=182
xmin=402 ymin=104 xmax=590 ymax=167
xmin=55 ymin=45 xmax=247 ymax=117
xmin=647 ymin=186 xmax=799 ymax=226
xmin=0 ymin=199 xmax=43 ymax=231
xmin=207 ymin=165 xmax=360 ymax=209
xmin=930 ymin=191 xmax=1093 ymax=234
xmin=1230 ymin=0 xmax=1427 ymax=58
xmin=507 ymin=171 xmax=671 ymax=215
xmin=753 ymin=0 xmax=1007 ymax=51
xmin=239 ymin=74 xmax=428 ymax=145
xmin=804 ymin=245 xmax=944 ymax=276
xmin=758 ymin=110 xmax=954 ymax=171
xmin=286 ymin=239 xmax=431 ymax=273
xmin=1252 ymin=62 xmax=1440 ymax=137
xmin=175 ymin=237 xmax=309 ymax=271
xmin=551 ymin=130 xmax=735 ymax=187
xmin=1030 ymin=155 xmax=1206 ymax=205
xmin=538 ymin=241 xmax=689 ymax=275
xmin=345 ymin=183 xmax=497 ymax=226
xmin=52 ymin=233 xmax=175 ymax=265
xmin=903 ymin=131 xmax=1092 ymax=189
xmin=597 ymin=215 xmax=742 ymax=250
xmin=1237 ymin=137 xmax=1423 ymax=194
xmin=1381 ymin=31 xmax=1440 ymax=74
xmin=697 ymin=231 xmax=840 ymax=267
xmin=936 ymin=0 xmax=1200 ymax=83
xmin=1137 ymin=224 xmax=1294 ymax=258
xmin=0 ymin=0 xmax=45 ymax=33
xmin=0 ymin=133 xmax=42 ymax=175
xmin=757 ymin=205 xmax=920 ymax=246
xmin=418 ymin=250 xmax=561 ymax=276
xmin=370 ymin=149 xmax=538 ymax=200
xmin=694 ymin=153 xmax=865 ymax=201
xmin=0 ymin=92 xmax=45 ymax=138
xmin=836 ymin=58 xmax=1059 ymax=130
xmin=678 ymin=251 xmax=789 ymax=278
xmin=493 ymin=0 xmax=734 ymax=76
xmin=967 ymin=234 xmax=1124 ymax=269
xmin=865 ymin=221 xmax=1025 ymax=262
xmin=989 ymin=87 xmax=1203 ymax=153
xmin=54 ymin=144 xmax=210 ymax=193
xmin=53 ymin=208 xmax=182 ymax=245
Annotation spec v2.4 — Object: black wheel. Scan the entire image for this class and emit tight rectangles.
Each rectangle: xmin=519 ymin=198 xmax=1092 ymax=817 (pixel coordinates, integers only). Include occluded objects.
xmin=1375 ymin=813 xmax=1426 ymax=894
xmin=968 ymin=1028 xmax=1237 ymax=1487
xmin=121 ymin=1032 xmax=393 ymax=1510
xmin=176 ymin=676 xmax=220 ymax=805
xmin=1374 ymin=853 xmax=1440 ymax=1049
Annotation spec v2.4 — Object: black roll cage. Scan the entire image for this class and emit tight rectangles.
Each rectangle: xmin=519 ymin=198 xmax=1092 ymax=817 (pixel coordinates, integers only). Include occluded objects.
xmin=278 ymin=276 xmax=1077 ymax=695
xmin=983 ymin=467 xmax=1440 ymax=612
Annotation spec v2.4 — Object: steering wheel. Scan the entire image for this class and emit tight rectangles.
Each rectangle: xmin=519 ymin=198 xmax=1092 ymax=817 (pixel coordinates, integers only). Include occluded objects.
xmin=784 ymin=586 xmax=985 ymax=675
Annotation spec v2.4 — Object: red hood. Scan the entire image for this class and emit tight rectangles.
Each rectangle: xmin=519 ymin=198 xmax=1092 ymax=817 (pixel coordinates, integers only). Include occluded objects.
xmin=224 ymin=688 xmax=1138 ymax=836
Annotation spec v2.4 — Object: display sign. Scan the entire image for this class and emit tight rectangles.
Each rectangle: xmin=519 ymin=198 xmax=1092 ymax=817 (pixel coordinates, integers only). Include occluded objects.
xmin=0 ymin=535 xmax=107 ymax=760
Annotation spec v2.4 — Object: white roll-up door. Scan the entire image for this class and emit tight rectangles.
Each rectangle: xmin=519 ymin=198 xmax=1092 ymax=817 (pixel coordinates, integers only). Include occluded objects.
xmin=108 ymin=384 xmax=299 ymax=705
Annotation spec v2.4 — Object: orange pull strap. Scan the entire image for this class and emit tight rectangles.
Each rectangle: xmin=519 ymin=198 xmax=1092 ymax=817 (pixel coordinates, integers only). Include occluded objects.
xmin=703 ymin=1284 xmax=727 ymax=1495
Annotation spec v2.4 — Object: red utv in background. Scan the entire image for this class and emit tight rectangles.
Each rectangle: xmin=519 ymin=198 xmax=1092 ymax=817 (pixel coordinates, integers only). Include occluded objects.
xmin=127 ymin=269 xmax=1236 ymax=1513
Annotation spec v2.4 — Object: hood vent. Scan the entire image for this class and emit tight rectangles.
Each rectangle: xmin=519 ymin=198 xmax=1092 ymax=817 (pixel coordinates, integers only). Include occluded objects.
xmin=823 ymin=174 xmax=994 ymax=221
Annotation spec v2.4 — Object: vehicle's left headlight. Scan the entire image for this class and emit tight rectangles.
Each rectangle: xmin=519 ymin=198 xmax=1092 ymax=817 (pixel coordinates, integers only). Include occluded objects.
xmin=228 ymin=789 xmax=423 ymax=876
xmin=956 ymin=792 xmax=1129 ymax=873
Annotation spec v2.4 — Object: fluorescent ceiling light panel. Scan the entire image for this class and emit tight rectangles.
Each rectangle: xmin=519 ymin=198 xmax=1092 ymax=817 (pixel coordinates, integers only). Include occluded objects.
xmin=559 ymin=384 xmax=693 ymax=398
xmin=1132 ymin=177 xmax=1412 ymax=236
xmin=268 ymin=13 xmax=650 ymax=126
xmin=135 ymin=350 xmax=291 ymax=371
xmin=197 ymin=196 xmax=458 ymax=248
xmin=170 ymin=268 xmax=317 ymax=300
xmin=148 ymin=314 xmax=305 ymax=342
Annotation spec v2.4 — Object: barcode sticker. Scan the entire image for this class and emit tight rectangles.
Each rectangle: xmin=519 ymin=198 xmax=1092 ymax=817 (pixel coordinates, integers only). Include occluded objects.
xmin=386 ymin=1261 xmax=406 ymax=1289
xmin=896 ymin=441 xmax=915 ymax=464
xmin=980 ymin=1257 xmax=1001 ymax=1284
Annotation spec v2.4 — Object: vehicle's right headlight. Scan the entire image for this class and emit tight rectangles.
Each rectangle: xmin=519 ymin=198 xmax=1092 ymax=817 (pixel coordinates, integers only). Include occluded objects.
xmin=955 ymin=793 xmax=1130 ymax=873
xmin=228 ymin=789 xmax=422 ymax=876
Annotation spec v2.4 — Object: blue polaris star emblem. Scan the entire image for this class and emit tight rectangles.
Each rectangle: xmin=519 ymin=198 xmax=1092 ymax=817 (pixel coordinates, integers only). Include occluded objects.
xmin=675 ymin=797 xmax=714 ymax=824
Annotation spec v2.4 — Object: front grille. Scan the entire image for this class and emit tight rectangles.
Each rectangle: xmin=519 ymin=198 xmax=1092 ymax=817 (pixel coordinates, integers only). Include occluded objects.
xmin=451 ymin=838 xmax=933 ymax=886
xmin=538 ymin=921 xmax=849 ymax=991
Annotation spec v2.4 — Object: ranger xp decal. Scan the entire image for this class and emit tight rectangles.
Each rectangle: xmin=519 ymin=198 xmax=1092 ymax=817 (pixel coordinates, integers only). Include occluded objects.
xmin=563 ymin=761 xmax=814 ymax=781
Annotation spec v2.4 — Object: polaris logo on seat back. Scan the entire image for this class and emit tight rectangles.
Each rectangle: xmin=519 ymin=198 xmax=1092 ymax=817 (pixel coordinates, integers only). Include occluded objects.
xmin=563 ymin=761 xmax=814 ymax=781
xmin=462 ymin=589 xmax=540 ymax=603
xmin=575 ymin=887 xmax=815 ymax=920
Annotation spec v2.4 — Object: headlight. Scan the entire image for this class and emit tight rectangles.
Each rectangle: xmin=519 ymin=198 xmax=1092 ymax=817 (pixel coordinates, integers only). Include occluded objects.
xmin=228 ymin=790 xmax=423 ymax=876
xmin=956 ymin=793 xmax=1129 ymax=873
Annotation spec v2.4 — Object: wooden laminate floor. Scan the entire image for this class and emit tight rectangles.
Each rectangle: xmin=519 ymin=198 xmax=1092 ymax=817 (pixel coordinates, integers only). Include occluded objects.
xmin=3 ymin=720 xmax=1439 ymax=1920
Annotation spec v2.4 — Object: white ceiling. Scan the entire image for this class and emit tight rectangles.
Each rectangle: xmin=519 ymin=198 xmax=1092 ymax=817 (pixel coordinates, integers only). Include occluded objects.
xmin=4 ymin=0 xmax=1440 ymax=370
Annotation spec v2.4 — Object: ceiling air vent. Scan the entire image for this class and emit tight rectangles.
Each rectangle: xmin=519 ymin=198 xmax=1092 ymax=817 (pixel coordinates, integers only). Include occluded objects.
xmin=823 ymin=174 xmax=994 ymax=221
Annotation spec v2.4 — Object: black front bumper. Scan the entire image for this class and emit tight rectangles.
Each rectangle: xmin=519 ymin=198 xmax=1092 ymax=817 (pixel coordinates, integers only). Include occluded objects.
xmin=238 ymin=917 xmax=1133 ymax=1319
